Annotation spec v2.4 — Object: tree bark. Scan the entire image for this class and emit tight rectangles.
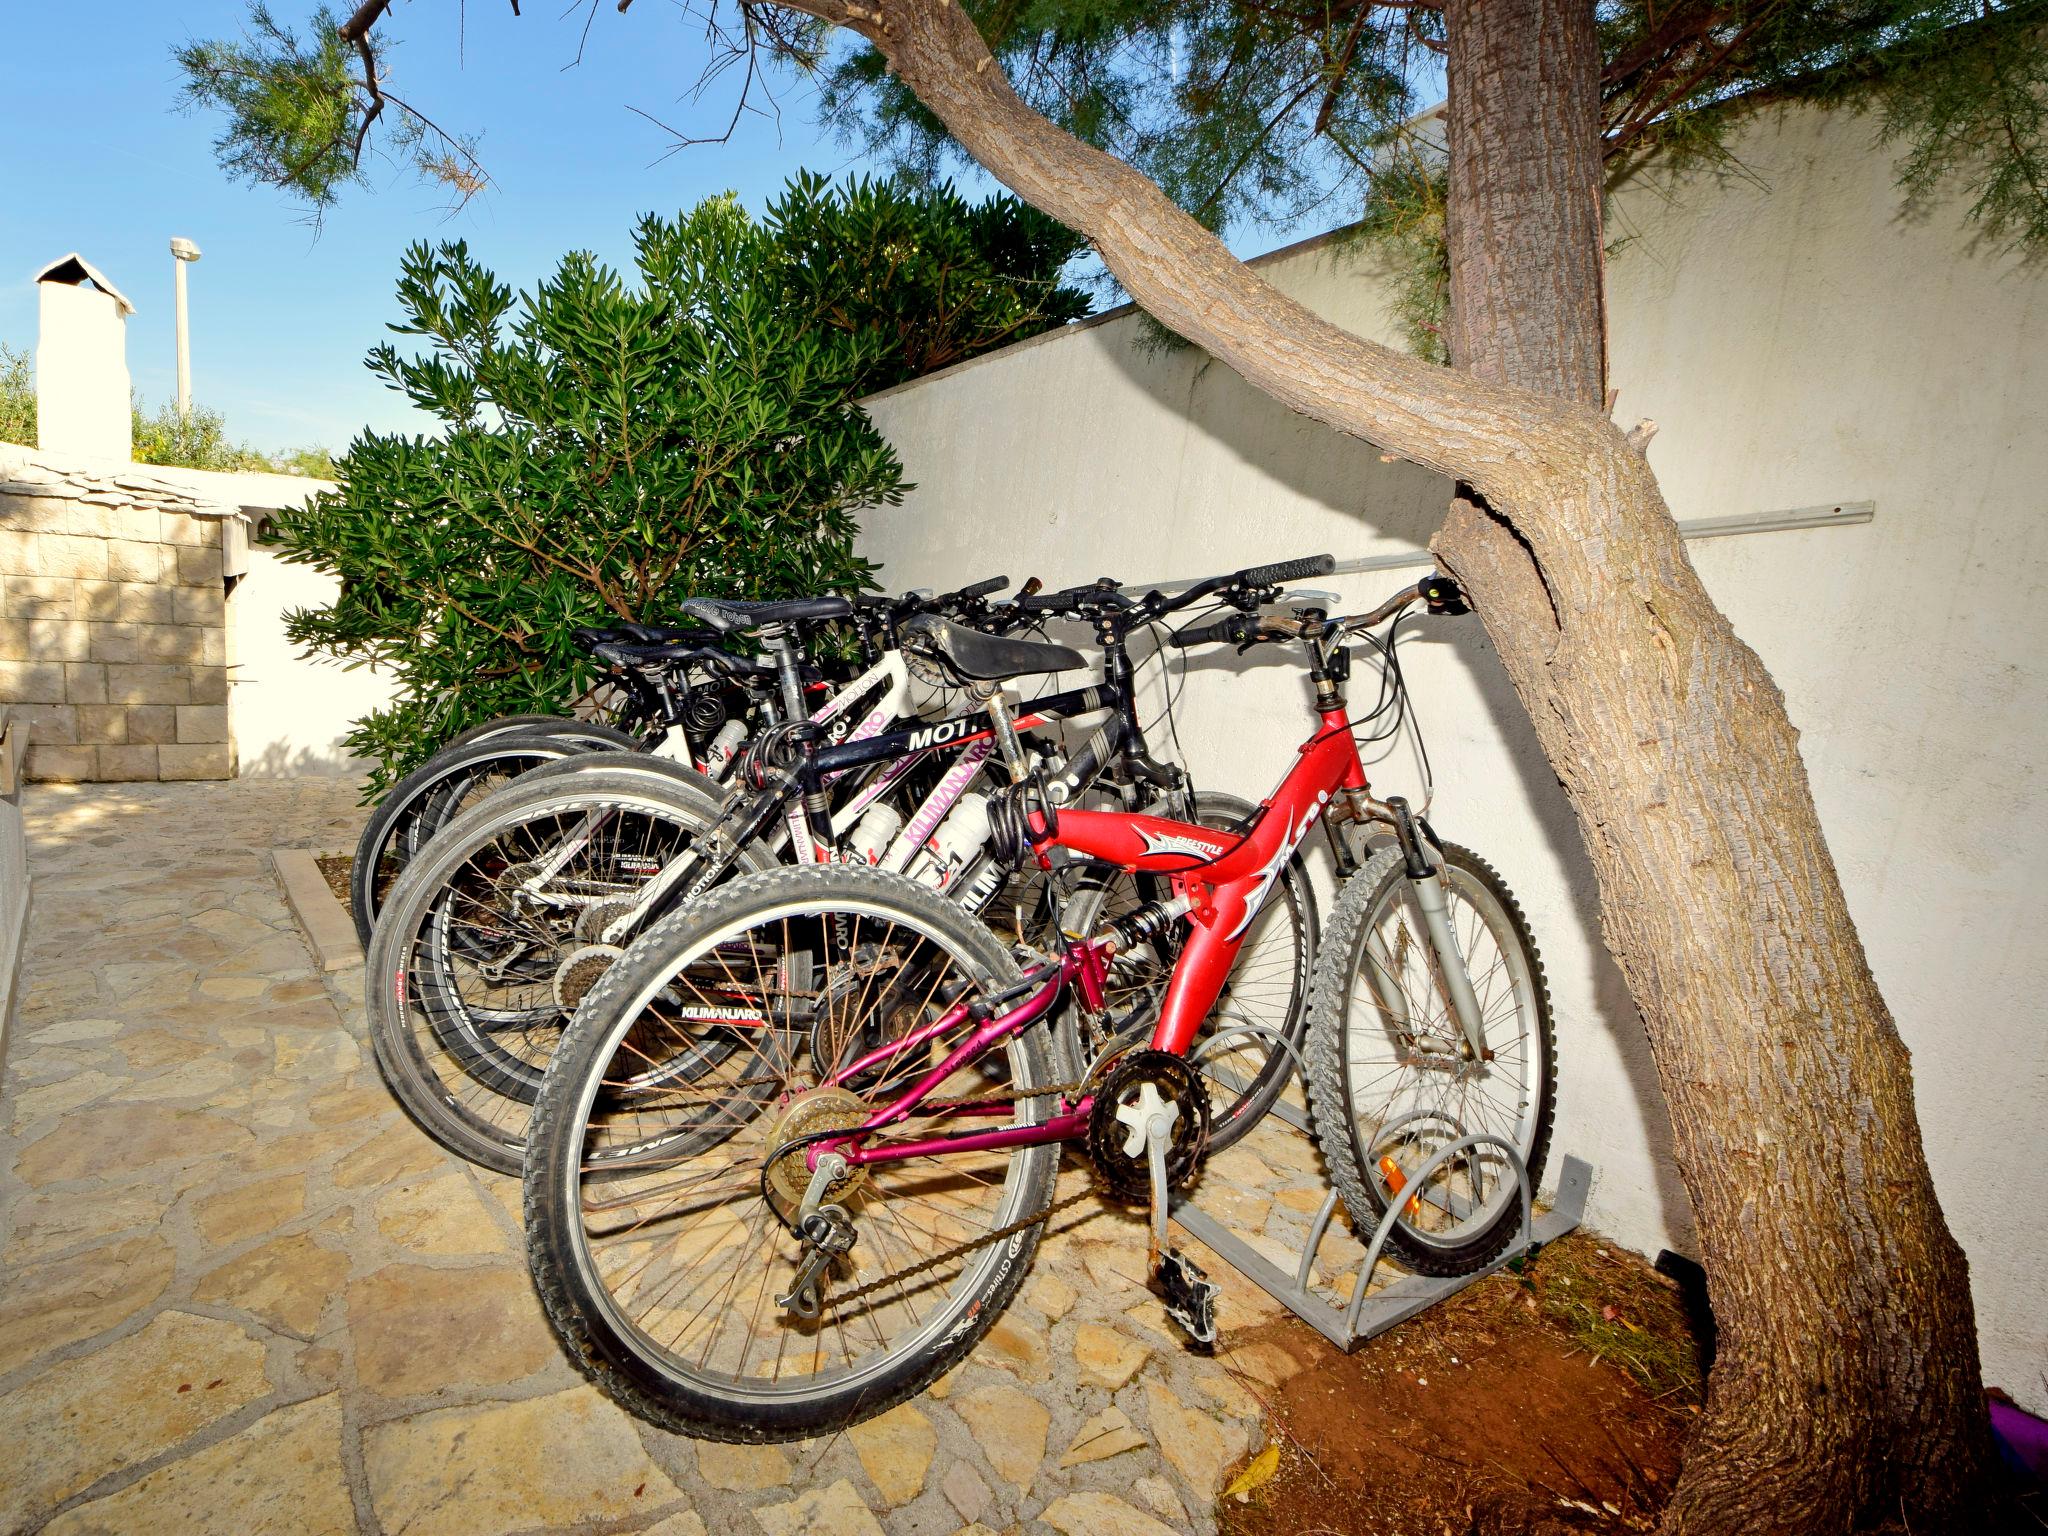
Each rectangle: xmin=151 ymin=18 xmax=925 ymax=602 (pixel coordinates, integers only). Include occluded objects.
xmin=787 ymin=2 xmax=2000 ymax=1528
xmin=1435 ymin=5 xmax=1995 ymax=1531
xmin=1443 ymin=0 xmax=1607 ymax=408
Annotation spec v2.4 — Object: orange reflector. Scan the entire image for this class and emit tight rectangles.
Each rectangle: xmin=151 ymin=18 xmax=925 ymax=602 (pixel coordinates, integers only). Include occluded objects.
xmin=1378 ymin=1155 xmax=1422 ymax=1217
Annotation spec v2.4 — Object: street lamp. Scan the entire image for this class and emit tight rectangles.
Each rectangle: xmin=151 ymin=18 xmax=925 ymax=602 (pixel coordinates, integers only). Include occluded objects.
xmin=169 ymin=237 xmax=201 ymax=419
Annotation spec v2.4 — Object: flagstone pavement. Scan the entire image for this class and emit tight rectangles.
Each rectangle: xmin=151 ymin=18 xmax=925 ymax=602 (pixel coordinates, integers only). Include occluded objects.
xmin=0 ymin=778 xmax=1344 ymax=1536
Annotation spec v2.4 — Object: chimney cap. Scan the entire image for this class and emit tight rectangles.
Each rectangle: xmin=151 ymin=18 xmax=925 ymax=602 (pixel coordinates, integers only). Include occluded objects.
xmin=34 ymin=253 xmax=135 ymax=317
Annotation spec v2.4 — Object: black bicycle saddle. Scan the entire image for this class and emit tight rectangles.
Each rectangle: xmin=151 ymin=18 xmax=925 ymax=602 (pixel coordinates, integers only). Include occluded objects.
xmin=682 ymin=596 xmax=856 ymax=632
xmin=900 ymin=613 xmax=1087 ymax=681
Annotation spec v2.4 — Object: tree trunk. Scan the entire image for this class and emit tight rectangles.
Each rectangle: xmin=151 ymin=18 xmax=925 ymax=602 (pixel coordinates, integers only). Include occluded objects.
xmin=792 ymin=2 xmax=2001 ymax=1528
xmin=1443 ymin=0 xmax=1607 ymax=408
xmin=1435 ymin=5 xmax=1995 ymax=1531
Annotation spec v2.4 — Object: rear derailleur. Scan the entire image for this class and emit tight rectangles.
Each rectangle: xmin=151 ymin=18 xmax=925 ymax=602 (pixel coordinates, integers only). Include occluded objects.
xmin=776 ymin=1201 xmax=856 ymax=1320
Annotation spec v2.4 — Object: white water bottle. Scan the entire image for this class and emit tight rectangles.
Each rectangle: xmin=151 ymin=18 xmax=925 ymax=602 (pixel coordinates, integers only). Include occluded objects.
xmin=922 ymin=793 xmax=993 ymax=888
xmin=702 ymin=719 xmax=747 ymax=778
xmin=847 ymin=803 xmax=904 ymax=866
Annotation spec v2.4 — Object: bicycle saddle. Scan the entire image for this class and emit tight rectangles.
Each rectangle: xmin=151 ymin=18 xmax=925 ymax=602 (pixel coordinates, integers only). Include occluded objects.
xmin=592 ymin=640 xmax=772 ymax=675
xmin=900 ymin=613 xmax=1086 ymax=681
xmin=682 ymin=596 xmax=856 ymax=632
xmin=572 ymin=624 xmax=721 ymax=652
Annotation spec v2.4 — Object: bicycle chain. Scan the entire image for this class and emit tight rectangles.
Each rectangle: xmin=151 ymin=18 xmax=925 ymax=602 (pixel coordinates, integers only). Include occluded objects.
xmin=816 ymin=1074 xmax=1100 ymax=1311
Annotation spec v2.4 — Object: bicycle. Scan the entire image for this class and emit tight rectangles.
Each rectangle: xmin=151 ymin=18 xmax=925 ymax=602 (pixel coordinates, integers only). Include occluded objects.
xmin=520 ymin=559 xmax=1554 ymax=1441
xmin=347 ymin=622 xmax=766 ymax=945
xmin=364 ymin=571 xmax=1313 ymax=1174
xmin=350 ymin=578 xmax=1020 ymax=945
xmin=360 ymin=582 xmax=1107 ymax=1171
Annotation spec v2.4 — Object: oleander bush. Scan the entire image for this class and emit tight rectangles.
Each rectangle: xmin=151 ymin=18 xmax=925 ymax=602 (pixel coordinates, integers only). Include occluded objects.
xmin=270 ymin=177 xmax=1086 ymax=791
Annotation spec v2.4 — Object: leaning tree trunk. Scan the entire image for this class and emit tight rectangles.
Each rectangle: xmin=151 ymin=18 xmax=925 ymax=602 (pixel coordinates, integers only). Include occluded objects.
xmin=1435 ymin=5 xmax=1993 ymax=1531
xmin=790 ymin=2 xmax=1999 ymax=1528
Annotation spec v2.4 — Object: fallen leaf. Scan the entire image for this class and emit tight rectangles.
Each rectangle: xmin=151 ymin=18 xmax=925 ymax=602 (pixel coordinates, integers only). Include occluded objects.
xmin=1223 ymin=1442 xmax=1281 ymax=1502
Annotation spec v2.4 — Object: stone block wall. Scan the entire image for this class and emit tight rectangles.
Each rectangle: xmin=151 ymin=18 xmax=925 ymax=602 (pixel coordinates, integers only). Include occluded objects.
xmin=0 ymin=483 xmax=233 ymax=782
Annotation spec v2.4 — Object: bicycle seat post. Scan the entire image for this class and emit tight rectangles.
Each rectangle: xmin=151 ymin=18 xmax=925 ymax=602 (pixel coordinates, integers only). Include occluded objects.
xmin=980 ymin=685 xmax=1031 ymax=784
xmin=758 ymin=624 xmax=807 ymax=723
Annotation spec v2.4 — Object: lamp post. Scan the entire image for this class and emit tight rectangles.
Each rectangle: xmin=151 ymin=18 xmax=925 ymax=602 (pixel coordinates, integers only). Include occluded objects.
xmin=169 ymin=238 xmax=201 ymax=419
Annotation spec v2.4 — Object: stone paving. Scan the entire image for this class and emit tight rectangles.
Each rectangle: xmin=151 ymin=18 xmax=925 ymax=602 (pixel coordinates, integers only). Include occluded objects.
xmin=0 ymin=779 xmax=1352 ymax=1536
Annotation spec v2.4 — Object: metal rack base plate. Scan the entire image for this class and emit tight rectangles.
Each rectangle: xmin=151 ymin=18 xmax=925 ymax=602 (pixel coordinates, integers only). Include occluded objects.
xmin=1170 ymin=1152 xmax=1593 ymax=1352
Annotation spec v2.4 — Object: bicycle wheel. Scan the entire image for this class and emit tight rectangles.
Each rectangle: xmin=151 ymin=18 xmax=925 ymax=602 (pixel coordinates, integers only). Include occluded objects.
xmin=366 ymin=759 xmax=760 ymax=1173
xmin=1304 ymin=842 xmax=1555 ymax=1276
xmin=525 ymin=864 xmax=1061 ymax=1441
xmin=1178 ymin=792 xmax=1316 ymax=1150
xmin=441 ymin=713 xmax=643 ymax=754
xmin=349 ymin=730 xmax=626 ymax=947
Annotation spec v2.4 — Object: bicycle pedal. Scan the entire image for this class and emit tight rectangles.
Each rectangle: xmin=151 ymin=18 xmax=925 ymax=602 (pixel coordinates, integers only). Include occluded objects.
xmin=1152 ymin=1247 xmax=1219 ymax=1352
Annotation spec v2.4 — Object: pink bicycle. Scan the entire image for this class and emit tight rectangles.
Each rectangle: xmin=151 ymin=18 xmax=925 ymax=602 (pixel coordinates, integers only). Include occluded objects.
xmin=522 ymin=561 xmax=1555 ymax=1440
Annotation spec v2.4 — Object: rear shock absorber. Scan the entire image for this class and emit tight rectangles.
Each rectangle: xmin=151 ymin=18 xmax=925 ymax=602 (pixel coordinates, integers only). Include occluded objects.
xmin=1106 ymin=894 xmax=1193 ymax=951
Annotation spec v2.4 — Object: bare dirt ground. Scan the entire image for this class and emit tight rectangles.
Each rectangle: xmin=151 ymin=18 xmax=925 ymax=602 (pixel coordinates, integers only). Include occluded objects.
xmin=316 ymin=852 xmax=352 ymax=908
xmin=1218 ymin=1231 xmax=1705 ymax=1536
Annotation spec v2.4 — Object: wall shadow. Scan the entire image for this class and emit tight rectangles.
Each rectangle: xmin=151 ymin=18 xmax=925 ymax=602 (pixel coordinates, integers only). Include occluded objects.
xmin=1108 ymin=327 xmax=1696 ymax=1250
xmin=238 ymin=736 xmax=368 ymax=780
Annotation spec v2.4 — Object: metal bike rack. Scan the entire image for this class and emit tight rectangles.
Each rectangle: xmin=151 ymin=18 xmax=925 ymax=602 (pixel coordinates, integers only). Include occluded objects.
xmin=1170 ymin=1032 xmax=1590 ymax=1351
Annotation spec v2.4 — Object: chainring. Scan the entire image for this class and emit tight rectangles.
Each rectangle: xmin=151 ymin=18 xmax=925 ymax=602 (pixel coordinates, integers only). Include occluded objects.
xmin=1086 ymin=1049 xmax=1210 ymax=1201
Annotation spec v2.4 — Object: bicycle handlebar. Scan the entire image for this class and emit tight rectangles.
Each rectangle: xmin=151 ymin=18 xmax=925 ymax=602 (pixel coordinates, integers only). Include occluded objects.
xmin=1239 ymin=553 xmax=1336 ymax=587
xmin=1169 ymin=571 xmax=1470 ymax=650
xmin=1168 ymin=613 xmax=1258 ymax=649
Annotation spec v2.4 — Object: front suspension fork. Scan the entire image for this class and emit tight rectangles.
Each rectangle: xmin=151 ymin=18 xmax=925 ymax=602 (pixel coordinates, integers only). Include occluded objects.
xmin=1387 ymin=797 xmax=1490 ymax=1062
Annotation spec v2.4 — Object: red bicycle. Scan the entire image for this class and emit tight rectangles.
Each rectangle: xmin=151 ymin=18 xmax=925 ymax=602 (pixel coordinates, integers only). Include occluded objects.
xmin=523 ymin=558 xmax=1556 ymax=1440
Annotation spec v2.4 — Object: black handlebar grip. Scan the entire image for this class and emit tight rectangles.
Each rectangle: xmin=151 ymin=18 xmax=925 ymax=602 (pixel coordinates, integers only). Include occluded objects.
xmin=1417 ymin=571 xmax=1470 ymax=616
xmin=1240 ymin=553 xmax=1336 ymax=586
xmin=1016 ymin=590 xmax=1068 ymax=613
xmin=956 ymin=574 xmax=1009 ymax=600
xmin=1171 ymin=614 xmax=1249 ymax=648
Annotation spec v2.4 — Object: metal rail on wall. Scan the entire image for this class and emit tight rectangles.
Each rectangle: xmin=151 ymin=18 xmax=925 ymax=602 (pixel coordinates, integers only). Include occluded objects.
xmin=1131 ymin=499 xmax=1876 ymax=594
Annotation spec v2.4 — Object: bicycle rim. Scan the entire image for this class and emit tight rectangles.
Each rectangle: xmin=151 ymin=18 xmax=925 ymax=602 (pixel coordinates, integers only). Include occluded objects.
xmin=541 ymin=872 xmax=1056 ymax=1413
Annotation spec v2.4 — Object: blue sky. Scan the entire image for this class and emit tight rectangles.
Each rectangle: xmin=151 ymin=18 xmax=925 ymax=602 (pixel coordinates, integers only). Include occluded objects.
xmin=0 ymin=1 xmax=983 ymax=452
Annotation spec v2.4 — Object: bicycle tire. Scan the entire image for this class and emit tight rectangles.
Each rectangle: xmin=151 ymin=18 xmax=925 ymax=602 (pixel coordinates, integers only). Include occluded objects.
xmin=349 ymin=731 xmax=613 ymax=946
xmin=1182 ymin=791 xmax=1317 ymax=1151
xmin=441 ymin=713 xmax=644 ymax=754
xmin=525 ymin=864 xmax=1059 ymax=1441
xmin=365 ymin=759 xmax=759 ymax=1173
xmin=1304 ymin=842 xmax=1555 ymax=1276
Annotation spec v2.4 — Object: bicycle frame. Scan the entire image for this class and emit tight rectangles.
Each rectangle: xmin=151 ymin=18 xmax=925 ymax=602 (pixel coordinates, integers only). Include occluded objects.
xmin=805 ymin=705 xmax=1371 ymax=1174
xmin=557 ymin=670 xmax=1123 ymax=942
xmin=1053 ymin=709 xmax=1366 ymax=1055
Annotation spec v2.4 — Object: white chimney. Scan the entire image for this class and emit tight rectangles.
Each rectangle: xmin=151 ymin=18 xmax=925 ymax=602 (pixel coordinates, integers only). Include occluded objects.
xmin=34 ymin=253 xmax=135 ymax=462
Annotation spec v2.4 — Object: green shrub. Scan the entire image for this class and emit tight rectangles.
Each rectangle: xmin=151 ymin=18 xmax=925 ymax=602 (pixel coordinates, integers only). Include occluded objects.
xmin=132 ymin=399 xmax=273 ymax=471
xmin=272 ymin=178 xmax=1086 ymax=792
xmin=0 ymin=345 xmax=33 ymax=447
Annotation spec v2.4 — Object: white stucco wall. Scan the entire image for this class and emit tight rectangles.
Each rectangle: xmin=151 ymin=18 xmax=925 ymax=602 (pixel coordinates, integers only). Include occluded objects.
xmin=35 ymin=278 xmax=132 ymax=462
xmin=19 ymin=459 xmax=393 ymax=781
xmin=227 ymin=541 xmax=385 ymax=778
xmin=855 ymin=102 xmax=2048 ymax=1405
